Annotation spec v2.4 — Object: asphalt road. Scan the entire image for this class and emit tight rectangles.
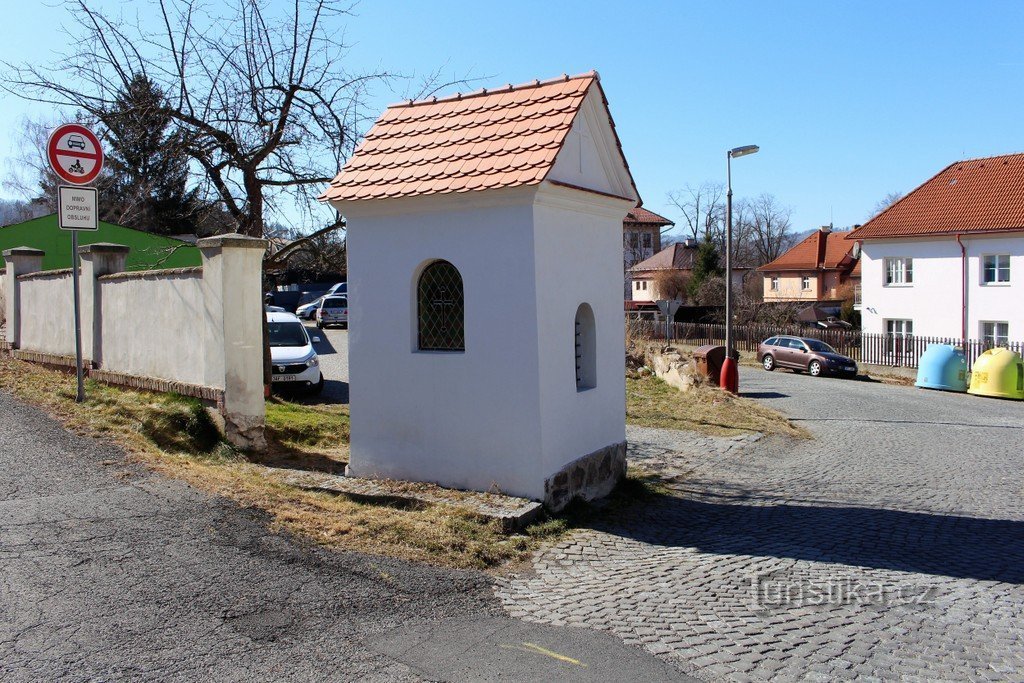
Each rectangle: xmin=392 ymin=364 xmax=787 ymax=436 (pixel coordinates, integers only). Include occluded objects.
xmin=307 ymin=323 xmax=348 ymax=404
xmin=0 ymin=391 xmax=690 ymax=681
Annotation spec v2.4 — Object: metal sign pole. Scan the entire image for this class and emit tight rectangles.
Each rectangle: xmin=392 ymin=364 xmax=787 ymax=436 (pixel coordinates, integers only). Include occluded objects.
xmin=71 ymin=229 xmax=85 ymax=402
xmin=48 ymin=125 xmax=102 ymax=406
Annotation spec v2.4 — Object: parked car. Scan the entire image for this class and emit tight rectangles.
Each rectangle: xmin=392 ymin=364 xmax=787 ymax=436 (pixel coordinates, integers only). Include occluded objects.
xmin=295 ymin=283 xmax=346 ymax=319
xmin=267 ymin=311 xmax=323 ymax=394
xmin=758 ymin=335 xmax=858 ymax=377
xmin=316 ymin=296 xmax=348 ymax=329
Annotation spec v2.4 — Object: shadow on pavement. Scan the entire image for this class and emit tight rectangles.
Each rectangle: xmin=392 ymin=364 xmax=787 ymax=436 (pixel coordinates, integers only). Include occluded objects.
xmin=309 ymin=333 xmax=338 ymax=355
xmin=592 ymin=492 xmax=1024 ymax=584
xmin=740 ymin=391 xmax=789 ymax=399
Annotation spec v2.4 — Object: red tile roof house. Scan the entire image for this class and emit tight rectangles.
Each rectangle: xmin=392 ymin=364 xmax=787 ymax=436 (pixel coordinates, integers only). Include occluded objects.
xmin=849 ymin=153 xmax=1024 ymax=345
xmin=628 ymin=240 xmax=750 ymax=302
xmin=622 ymin=206 xmax=673 ymax=298
xmin=757 ymin=227 xmax=861 ymax=303
xmin=320 ymin=72 xmax=640 ymax=509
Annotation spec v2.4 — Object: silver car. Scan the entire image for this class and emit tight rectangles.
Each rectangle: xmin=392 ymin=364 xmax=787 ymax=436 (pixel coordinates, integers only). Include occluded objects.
xmin=316 ymin=296 xmax=348 ymax=329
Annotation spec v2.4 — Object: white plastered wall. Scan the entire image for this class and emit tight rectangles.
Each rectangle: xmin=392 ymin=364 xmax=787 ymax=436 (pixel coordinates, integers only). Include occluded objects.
xmin=98 ymin=272 xmax=206 ymax=384
xmin=859 ymin=235 xmax=1024 ymax=339
xmin=532 ymin=185 xmax=628 ymax=479
xmin=344 ymin=191 xmax=547 ymax=499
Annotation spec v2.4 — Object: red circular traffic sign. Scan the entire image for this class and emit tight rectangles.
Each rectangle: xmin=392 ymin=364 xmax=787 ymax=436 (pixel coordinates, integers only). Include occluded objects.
xmin=47 ymin=124 xmax=104 ymax=185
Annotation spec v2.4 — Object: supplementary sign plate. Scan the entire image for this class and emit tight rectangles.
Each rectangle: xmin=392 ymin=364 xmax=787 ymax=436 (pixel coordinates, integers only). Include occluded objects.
xmin=57 ymin=186 xmax=99 ymax=231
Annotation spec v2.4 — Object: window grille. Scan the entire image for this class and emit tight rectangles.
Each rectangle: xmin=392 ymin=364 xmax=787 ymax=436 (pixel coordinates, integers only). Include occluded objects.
xmin=417 ymin=260 xmax=464 ymax=351
xmin=575 ymin=303 xmax=596 ymax=390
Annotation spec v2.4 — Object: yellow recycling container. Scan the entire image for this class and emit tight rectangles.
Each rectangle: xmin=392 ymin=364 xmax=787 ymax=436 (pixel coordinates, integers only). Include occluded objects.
xmin=968 ymin=348 xmax=1024 ymax=400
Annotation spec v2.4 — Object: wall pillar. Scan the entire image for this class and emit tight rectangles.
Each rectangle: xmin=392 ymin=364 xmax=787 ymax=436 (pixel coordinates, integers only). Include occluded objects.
xmin=78 ymin=243 xmax=129 ymax=366
xmin=2 ymin=247 xmax=45 ymax=348
xmin=198 ymin=235 xmax=268 ymax=450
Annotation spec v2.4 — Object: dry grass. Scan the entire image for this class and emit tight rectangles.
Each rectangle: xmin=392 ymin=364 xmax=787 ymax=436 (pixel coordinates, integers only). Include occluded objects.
xmin=626 ymin=373 xmax=808 ymax=438
xmin=0 ymin=355 xmax=666 ymax=571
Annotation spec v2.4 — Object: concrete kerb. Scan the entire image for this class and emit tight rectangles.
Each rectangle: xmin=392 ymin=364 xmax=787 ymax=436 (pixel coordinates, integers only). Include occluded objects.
xmin=262 ymin=467 xmax=545 ymax=532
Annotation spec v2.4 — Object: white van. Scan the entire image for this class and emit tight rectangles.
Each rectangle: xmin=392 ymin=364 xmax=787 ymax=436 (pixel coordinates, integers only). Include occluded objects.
xmin=267 ymin=311 xmax=324 ymax=394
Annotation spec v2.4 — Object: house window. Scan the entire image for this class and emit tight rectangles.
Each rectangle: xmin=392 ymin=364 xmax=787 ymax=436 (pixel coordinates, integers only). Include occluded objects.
xmin=417 ymin=260 xmax=464 ymax=351
xmin=982 ymin=254 xmax=1010 ymax=284
xmin=642 ymin=232 xmax=652 ymax=249
xmin=770 ymin=276 xmax=779 ymax=291
xmin=642 ymin=281 xmax=648 ymax=291
xmin=801 ymin=276 xmax=811 ymax=291
xmin=574 ymin=303 xmax=596 ymax=391
xmin=885 ymin=318 xmax=913 ymax=354
xmin=981 ymin=321 xmax=1009 ymax=347
xmin=884 ymin=257 xmax=913 ymax=285
xmin=629 ymin=232 xmax=639 ymax=249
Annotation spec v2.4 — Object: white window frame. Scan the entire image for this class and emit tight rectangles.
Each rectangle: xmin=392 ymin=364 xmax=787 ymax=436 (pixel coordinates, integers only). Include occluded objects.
xmin=770 ymin=276 xmax=779 ymax=291
xmin=884 ymin=257 xmax=913 ymax=286
xmin=980 ymin=321 xmax=1009 ymax=347
xmin=801 ymin=275 xmax=811 ymax=291
xmin=981 ymin=254 xmax=1010 ymax=285
xmin=884 ymin=318 xmax=914 ymax=355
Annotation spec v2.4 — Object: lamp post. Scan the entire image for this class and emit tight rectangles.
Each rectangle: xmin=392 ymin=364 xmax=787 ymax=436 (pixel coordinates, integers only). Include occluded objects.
xmin=721 ymin=144 xmax=759 ymax=394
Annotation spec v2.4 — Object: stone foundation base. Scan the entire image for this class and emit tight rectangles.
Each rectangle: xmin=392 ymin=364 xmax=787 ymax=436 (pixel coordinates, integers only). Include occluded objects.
xmin=544 ymin=441 xmax=627 ymax=511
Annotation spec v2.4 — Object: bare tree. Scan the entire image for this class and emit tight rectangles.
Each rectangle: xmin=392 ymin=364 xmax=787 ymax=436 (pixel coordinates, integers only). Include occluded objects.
xmin=652 ymin=270 xmax=689 ymax=302
xmin=2 ymin=0 xmax=391 ymax=242
xmin=668 ymin=182 xmax=725 ymax=243
xmin=869 ymin=191 xmax=903 ymax=219
xmin=748 ymin=193 xmax=795 ymax=265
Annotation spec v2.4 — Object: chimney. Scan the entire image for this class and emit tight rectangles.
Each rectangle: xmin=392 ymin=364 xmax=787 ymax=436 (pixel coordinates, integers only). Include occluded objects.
xmin=819 ymin=225 xmax=832 ymax=233
xmin=683 ymin=238 xmax=697 ymax=248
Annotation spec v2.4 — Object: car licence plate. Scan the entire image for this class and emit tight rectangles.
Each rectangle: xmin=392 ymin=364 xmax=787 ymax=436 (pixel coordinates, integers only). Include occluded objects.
xmin=274 ymin=374 xmax=302 ymax=382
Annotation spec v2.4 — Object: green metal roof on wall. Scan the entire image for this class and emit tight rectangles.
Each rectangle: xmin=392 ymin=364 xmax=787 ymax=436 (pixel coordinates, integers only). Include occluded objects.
xmin=0 ymin=214 xmax=201 ymax=271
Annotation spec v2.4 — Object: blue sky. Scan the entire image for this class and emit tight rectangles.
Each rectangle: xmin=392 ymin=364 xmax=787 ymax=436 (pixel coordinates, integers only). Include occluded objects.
xmin=3 ymin=1 xmax=1023 ymax=236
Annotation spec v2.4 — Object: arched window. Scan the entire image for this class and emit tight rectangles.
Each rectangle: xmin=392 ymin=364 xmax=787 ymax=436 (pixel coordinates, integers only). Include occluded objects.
xmin=575 ymin=303 xmax=596 ymax=390
xmin=417 ymin=260 xmax=465 ymax=351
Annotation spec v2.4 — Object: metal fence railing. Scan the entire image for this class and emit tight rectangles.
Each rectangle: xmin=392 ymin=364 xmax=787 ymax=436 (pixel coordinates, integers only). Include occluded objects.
xmin=629 ymin=320 xmax=1023 ymax=370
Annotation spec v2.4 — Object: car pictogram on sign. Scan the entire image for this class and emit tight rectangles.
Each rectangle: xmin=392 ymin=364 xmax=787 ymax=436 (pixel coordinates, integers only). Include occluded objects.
xmin=47 ymin=124 xmax=104 ymax=185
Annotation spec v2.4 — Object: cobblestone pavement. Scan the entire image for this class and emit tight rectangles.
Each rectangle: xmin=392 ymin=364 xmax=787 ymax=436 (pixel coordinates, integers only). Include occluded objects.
xmin=497 ymin=371 xmax=1024 ymax=681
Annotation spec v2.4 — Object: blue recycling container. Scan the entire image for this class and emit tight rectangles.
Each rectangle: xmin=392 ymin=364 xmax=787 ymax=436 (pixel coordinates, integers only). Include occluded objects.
xmin=915 ymin=344 xmax=968 ymax=392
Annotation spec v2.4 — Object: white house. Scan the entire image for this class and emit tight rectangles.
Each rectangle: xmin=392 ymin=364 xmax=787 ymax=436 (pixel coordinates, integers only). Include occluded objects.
xmin=851 ymin=153 xmax=1024 ymax=346
xmin=320 ymin=72 xmax=638 ymax=509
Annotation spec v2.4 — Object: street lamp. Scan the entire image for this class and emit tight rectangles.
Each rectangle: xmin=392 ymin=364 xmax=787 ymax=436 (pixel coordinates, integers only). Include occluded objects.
xmin=721 ymin=144 xmax=759 ymax=394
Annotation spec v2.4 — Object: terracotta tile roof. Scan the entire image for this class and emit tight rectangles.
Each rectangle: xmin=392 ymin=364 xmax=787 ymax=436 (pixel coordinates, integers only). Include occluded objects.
xmin=630 ymin=243 xmax=751 ymax=273
xmin=320 ymin=72 xmax=632 ymax=202
xmin=850 ymin=153 xmax=1024 ymax=239
xmin=758 ymin=229 xmax=857 ymax=272
xmin=624 ymin=206 xmax=674 ymax=226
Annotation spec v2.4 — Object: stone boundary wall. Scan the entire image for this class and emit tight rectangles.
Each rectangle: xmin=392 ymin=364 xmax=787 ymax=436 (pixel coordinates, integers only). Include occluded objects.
xmin=3 ymin=237 xmax=268 ymax=449
xmin=90 ymin=368 xmax=224 ymax=404
xmin=0 ymin=268 xmax=5 ymax=330
xmin=12 ymin=349 xmax=82 ymax=369
xmin=99 ymin=265 xmax=203 ymax=282
xmin=19 ymin=268 xmax=73 ymax=280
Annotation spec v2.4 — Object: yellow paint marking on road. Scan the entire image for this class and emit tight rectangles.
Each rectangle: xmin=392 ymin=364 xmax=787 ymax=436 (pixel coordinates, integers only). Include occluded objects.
xmin=499 ymin=642 xmax=587 ymax=667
